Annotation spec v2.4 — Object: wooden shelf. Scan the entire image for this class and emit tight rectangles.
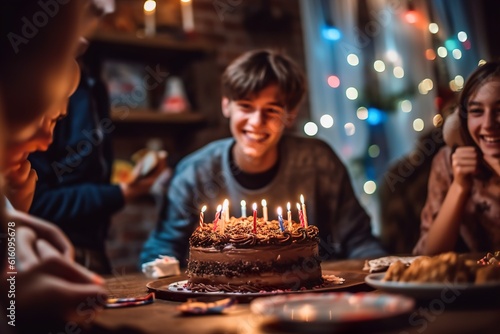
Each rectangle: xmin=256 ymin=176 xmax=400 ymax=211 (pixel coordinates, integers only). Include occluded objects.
xmin=111 ymin=109 xmax=206 ymax=124
xmin=90 ymin=31 xmax=213 ymax=55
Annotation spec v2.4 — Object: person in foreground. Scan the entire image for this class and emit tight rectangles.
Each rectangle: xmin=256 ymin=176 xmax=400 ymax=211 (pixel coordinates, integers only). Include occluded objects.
xmin=28 ymin=37 xmax=168 ymax=275
xmin=414 ymin=61 xmax=500 ymax=255
xmin=141 ymin=49 xmax=386 ymax=266
xmin=1 ymin=0 xmax=108 ymax=332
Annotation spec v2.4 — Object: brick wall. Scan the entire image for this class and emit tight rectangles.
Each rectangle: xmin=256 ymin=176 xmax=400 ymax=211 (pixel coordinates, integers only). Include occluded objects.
xmin=106 ymin=0 xmax=307 ymax=273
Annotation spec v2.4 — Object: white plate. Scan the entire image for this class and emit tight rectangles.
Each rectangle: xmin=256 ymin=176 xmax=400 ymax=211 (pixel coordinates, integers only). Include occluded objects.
xmin=365 ymin=273 xmax=500 ymax=300
xmin=250 ymin=292 xmax=414 ymax=332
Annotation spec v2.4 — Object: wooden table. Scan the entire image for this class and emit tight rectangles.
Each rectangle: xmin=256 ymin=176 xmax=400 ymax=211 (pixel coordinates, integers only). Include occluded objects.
xmin=85 ymin=260 xmax=500 ymax=334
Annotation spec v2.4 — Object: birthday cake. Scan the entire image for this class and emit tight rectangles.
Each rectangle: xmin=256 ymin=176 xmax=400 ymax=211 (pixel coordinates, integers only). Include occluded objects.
xmin=186 ymin=216 xmax=323 ymax=293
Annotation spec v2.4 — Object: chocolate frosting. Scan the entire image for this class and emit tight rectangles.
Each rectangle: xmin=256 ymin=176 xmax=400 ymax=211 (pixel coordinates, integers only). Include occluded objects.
xmin=190 ymin=217 xmax=319 ymax=248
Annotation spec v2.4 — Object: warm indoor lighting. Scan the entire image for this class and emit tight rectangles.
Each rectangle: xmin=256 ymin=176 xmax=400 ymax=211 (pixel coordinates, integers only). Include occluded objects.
xmin=144 ymin=0 xmax=156 ymax=12
xmin=405 ymin=8 xmax=420 ymax=24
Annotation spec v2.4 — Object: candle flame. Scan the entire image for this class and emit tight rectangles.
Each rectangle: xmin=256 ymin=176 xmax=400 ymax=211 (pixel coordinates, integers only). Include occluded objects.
xmin=287 ymin=202 xmax=291 ymax=211
xmin=261 ymin=199 xmax=267 ymax=207
xmin=144 ymin=0 xmax=156 ymax=12
xmin=181 ymin=0 xmax=191 ymax=3
xmin=252 ymin=202 xmax=257 ymax=210
xmin=241 ymin=200 xmax=246 ymax=207
xmin=277 ymin=206 xmax=282 ymax=215
xmin=216 ymin=204 xmax=222 ymax=212
xmin=201 ymin=205 xmax=207 ymax=213
xmin=223 ymin=199 xmax=229 ymax=208
xmin=300 ymin=194 xmax=305 ymax=204
xmin=296 ymin=203 xmax=301 ymax=210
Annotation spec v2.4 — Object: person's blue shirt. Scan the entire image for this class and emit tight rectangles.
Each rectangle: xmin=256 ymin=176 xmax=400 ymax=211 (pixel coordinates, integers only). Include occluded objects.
xmin=28 ymin=72 xmax=124 ymax=251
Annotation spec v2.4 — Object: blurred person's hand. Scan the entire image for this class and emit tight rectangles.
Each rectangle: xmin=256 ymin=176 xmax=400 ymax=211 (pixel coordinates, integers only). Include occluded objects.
xmin=7 ymin=208 xmax=74 ymax=260
xmin=10 ymin=238 xmax=107 ymax=331
xmin=4 ymin=159 xmax=37 ymax=212
xmin=451 ymin=146 xmax=478 ymax=191
xmin=120 ymin=150 xmax=170 ymax=203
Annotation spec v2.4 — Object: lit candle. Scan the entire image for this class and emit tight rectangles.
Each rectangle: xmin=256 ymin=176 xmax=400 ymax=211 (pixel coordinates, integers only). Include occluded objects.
xmin=300 ymin=194 xmax=308 ymax=228
xmin=287 ymin=202 xmax=292 ymax=230
xmin=199 ymin=205 xmax=206 ymax=227
xmin=277 ymin=207 xmax=284 ymax=232
xmin=296 ymin=203 xmax=304 ymax=227
xmin=143 ymin=0 xmax=156 ymax=36
xmin=223 ymin=199 xmax=229 ymax=221
xmin=212 ymin=204 xmax=222 ymax=231
xmin=261 ymin=199 xmax=268 ymax=222
xmin=241 ymin=200 xmax=247 ymax=218
xmin=180 ymin=0 xmax=194 ymax=33
xmin=252 ymin=202 xmax=257 ymax=233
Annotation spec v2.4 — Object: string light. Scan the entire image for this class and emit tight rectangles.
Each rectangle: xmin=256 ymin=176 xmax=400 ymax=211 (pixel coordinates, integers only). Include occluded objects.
xmin=304 ymin=122 xmax=318 ymax=136
xmin=433 ymin=114 xmax=443 ymax=127
xmin=457 ymin=31 xmax=468 ymax=42
xmin=363 ymin=181 xmax=377 ymax=195
xmin=425 ymin=49 xmax=436 ymax=60
xmin=413 ymin=118 xmax=424 ymax=132
xmin=327 ymin=75 xmax=340 ymax=88
xmin=393 ymin=66 xmax=405 ymax=78
xmin=366 ymin=108 xmax=385 ymax=126
xmin=320 ymin=115 xmax=334 ymax=128
xmin=368 ymin=145 xmax=380 ymax=158
xmin=437 ymin=46 xmax=448 ymax=58
xmin=428 ymin=23 xmax=439 ymax=34
xmin=452 ymin=49 xmax=462 ymax=59
xmin=347 ymin=54 xmax=359 ymax=66
xmin=356 ymin=107 xmax=368 ymax=120
xmin=344 ymin=123 xmax=356 ymax=136
xmin=323 ymin=26 xmax=342 ymax=41
xmin=400 ymin=100 xmax=412 ymax=113
xmin=345 ymin=87 xmax=358 ymax=100
xmin=373 ymin=60 xmax=386 ymax=72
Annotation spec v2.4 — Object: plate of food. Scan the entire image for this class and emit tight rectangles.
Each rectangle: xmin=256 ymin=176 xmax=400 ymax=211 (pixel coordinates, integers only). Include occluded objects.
xmin=365 ymin=273 xmax=500 ymax=300
xmin=365 ymin=252 xmax=500 ymax=300
xmin=249 ymin=292 xmax=415 ymax=333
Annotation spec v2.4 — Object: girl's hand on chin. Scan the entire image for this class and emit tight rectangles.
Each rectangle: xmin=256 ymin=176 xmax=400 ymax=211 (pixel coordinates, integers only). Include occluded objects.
xmin=5 ymin=159 xmax=37 ymax=212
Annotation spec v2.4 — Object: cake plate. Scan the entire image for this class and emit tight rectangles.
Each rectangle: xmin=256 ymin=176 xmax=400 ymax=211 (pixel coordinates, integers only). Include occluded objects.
xmin=146 ymin=270 xmax=370 ymax=303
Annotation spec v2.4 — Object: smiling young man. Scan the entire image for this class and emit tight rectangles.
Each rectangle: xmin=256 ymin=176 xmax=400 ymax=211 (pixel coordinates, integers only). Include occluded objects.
xmin=140 ymin=49 xmax=385 ymax=266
